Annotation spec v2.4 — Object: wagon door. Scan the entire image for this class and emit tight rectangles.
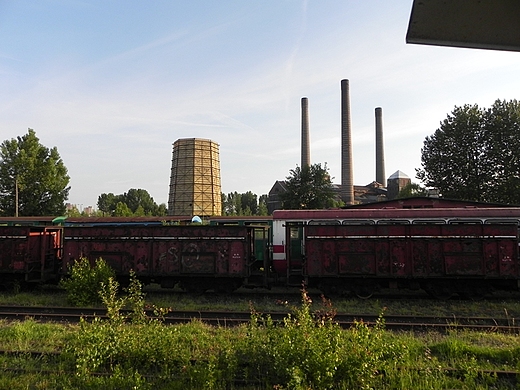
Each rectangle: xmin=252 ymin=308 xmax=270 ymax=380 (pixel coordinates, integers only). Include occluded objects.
xmin=39 ymin=227 xmax=62 ymax=282
xmin=443 ymin=224 xmax=485 ymax=276
xmin=27 ymin=227 xmax=63 ymax=283
xmin=245 ymin=226 xmax=270 ymax=287
xmin=286 ymin=222 xmax=305 ymax=285
xmin=0 ymin=226 xmax=28 ymax=282
xmin=338 ymin=225 xmax=377 ymax=275
xmin=305 ymin=224 xmax=377 ymax=276
xmin=481 ymin=224 xmax=518 ymax=277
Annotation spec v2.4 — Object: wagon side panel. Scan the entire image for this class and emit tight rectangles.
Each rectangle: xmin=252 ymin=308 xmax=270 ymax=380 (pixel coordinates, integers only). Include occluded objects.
xmin=0 ymin=226 xmax=29 ymax=275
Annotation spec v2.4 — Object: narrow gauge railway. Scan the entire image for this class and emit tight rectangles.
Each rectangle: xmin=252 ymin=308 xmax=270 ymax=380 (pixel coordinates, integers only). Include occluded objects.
xmin=2 ymin=198 xmax=520 ymax=299
xmin=0 ymin=305 xmax=519 ymax=333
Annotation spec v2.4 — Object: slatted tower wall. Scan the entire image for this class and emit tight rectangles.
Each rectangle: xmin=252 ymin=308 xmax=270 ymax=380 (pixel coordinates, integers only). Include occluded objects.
xmin=168 ymin=138 xmax=222 ymax=216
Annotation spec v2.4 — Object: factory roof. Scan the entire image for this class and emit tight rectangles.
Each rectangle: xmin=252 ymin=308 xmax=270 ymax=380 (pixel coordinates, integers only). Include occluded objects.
xmin=388 ymin=170 xmax=410 ymax=180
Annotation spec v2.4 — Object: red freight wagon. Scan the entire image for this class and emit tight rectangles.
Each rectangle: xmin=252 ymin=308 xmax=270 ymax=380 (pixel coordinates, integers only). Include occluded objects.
xmin=0 ymin=225 xmax=63 ymax=287
xmin=272 ymin=207 xmax=520 ymax=278
xmin=301 ymin=222 xmax=519 ymax=298
xmin=63 ymin=224 xmax=268 ymax=292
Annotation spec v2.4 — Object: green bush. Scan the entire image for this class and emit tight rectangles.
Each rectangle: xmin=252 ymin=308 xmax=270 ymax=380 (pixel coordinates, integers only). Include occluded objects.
xmin=242 ymin=291 xmax=405 ymax=389
xmin=59 ymin=257 xmax=115 ymax=306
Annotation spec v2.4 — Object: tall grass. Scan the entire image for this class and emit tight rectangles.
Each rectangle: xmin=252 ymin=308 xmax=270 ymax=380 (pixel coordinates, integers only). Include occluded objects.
xmin=243 ymin=293 xmax=404 ymax=389
xmin=63 ymin=281 xmax=520 ymax=389
xmin=1 ymin=277 xmax=520 ymax=388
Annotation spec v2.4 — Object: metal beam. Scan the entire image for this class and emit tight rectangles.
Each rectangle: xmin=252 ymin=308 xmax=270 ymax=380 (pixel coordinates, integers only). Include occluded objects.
xmin=406 ymin=0 xmax=520 ymax=52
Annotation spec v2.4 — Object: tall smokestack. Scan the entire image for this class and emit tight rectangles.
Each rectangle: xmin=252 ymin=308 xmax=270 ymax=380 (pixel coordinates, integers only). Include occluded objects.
xmin=375 ymin=107 xmax=386 ymax=185
xmin=301 ymin=97 xmax=310 ymax=169
xmin=341 ymin=79 xmax=354 ymax=205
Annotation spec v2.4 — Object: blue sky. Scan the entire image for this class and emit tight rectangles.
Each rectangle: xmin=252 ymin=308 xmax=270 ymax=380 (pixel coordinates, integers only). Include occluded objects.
xmin=1 ymin=1 xmax=519 ymax=209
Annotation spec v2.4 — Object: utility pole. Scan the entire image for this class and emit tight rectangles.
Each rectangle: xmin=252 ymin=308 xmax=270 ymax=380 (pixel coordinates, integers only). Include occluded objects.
xmin=15 ymin=177 xmax=18 ymax=217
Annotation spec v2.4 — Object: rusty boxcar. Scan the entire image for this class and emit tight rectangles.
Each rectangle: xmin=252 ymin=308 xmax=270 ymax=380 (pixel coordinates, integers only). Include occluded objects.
xmin=0 ymin=225 xmax=63 ymax=288
xmin=303 ymin=222 xmax=518 ymax=298
xmin=62 ymin=224 xmax=269 ymax=292
xmin=273 ymin=207 xmax=520 ymax=298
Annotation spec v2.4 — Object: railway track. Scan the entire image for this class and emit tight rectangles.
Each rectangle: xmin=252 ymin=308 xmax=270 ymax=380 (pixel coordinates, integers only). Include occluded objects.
xmin=0 ymin=305 xmax=519 ymax=332
xmin=1 ymin=363 xmax=517 ymax=387
xmin=143 ymin=285 xmax=520 ymax=301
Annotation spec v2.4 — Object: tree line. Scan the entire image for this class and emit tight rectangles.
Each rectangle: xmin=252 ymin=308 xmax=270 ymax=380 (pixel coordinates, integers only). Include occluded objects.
xmin=94 ymin=190 xmax=271 ymax=217
xmin=2 ymin=99 xmax=520 ymax=217
xmin=96 ymin=189 xmax=167 ymax=217
xmin=221 ymin=191 xmax=269 ymax=216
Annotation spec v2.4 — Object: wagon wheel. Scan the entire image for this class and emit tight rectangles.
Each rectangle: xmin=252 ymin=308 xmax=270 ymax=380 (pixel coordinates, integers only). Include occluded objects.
xmin=318 ymin=283 xmax=340 ymax=298
xmin=469 ymin=286 xmax=489 ymax=300
xmin=458 ymin=284 xmax=489 ymax=300
xmin=424 ymin=283 xmax=453 ymax=300
xmin=215 ymin=280 xmax=240 ymax=293
xmin=181 ymin=281 xmax=207 ymax=294
xmin=354 ymin=284 xmax=374 ymax=300
xmin=355 ymin=290 xmax=373 ymax=300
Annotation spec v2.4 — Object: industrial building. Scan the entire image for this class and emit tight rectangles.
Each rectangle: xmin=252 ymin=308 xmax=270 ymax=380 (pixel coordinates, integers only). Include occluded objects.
xmin=167 ymin=138 xmax=222 ymax=217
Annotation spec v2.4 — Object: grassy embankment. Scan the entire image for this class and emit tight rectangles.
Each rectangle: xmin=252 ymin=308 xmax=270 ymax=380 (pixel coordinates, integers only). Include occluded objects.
xmin=1 ymin=282 xmax=520 ymax=389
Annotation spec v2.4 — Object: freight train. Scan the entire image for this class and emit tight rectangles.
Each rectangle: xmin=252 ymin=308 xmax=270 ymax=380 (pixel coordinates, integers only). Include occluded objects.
xmin=1 ymin=204 xmax=520 ymax=299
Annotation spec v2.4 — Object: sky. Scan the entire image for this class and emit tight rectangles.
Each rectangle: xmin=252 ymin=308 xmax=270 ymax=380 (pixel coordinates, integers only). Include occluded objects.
xmin=1 ymin=1 xmax=519 ymax=210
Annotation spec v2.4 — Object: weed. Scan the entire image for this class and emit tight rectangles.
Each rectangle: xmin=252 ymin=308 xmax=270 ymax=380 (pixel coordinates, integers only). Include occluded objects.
xmin=244 ymin=288 xmax=407 ymax=389
xmin=59 ymin=257 xmax=115 ymax=306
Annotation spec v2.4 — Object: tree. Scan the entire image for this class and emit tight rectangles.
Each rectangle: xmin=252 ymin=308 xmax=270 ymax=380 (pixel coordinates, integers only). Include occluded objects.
xmin=155 ymin=203 xmax=167 ymax=216
xmin=279 ymin=163 xmax=338 ymax=209
xmin=258 ymin=194 xmax=269 ymax=216
xmin=97 ymin=193 xmax=117 ymax=216
xmin=241 ymin=191 xmax=258 ymax=215
xmin=484 ymin=100 xmax=520 ymax=204
xmin=114 ymin=201 xmax=133 ymax=217
xmin=221 ymin=191 xmax=269 ymax=216
xmin=124 ymin=188 xmax=156 ymax=215
xmin=134 ymin=205 xmax=146 ymax=216
xmin=0 ymin=129 xmax=70 ymax=216
xmin=222 ymin=192 xmax=241 ymax=215
xmin=66 ymin=205 xmax=82 ymax=217
xmin=416 ymin=100 xmax=520 ymax=204
xmin=396 ymin=182 xmax=428 ymax=199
